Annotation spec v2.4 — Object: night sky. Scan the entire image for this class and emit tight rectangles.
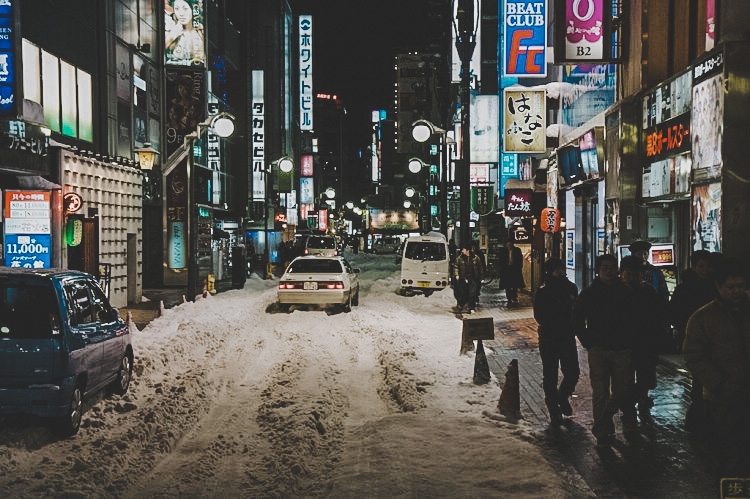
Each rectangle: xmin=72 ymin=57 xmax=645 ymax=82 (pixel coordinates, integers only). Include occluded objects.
xmin=288 ymin=0 xmax=432 ymax=148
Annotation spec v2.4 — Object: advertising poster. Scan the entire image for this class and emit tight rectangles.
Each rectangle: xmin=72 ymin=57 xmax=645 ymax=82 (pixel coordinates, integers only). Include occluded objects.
xmin=3 ymin=191 xmax=51 ymax=268
xmin=691 ymin=74 xmax=723 ymax=175
xmin=564 ymin=0 xmax=604 ymax=60
xmin=166 ymin=158 xmax=189 ymax=269
xmin=561 ymin=64 xmax=615 ymax=129
xmin=503 ymin=89 xmax=546 ymax=153
xmin=165 ymin=69 xmax=205 ymax=157
xmin=503 ymin=0 xmax=547 ymax=77
xmin=471 ymin=94 xmax=499 ymax=163
xmin=566 ymin=230 xmax=575 ymax=269
xmin=164 ymin=0 xmax=206 ymax=67
xmin=692 ymin=183 xmax=721 ymax=253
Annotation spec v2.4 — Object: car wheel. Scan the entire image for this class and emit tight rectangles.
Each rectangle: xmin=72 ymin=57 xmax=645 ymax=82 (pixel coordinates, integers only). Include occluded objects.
xmin=110 ymin=353 xmax=133 ymax=395
xmin=57 ymin=384 xmax=83 ymax=437
xmin=278 ymin=303 xmax=290 ymax=313
xmin=352 ymin=288 xmax=360 ymax=306
xmin=343 ymin=293 xmax=352 ymax=313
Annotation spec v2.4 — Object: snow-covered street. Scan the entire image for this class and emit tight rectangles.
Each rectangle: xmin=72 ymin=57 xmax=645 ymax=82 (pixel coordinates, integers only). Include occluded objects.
xmin=0 ymin=253 xmax=580 ymax=498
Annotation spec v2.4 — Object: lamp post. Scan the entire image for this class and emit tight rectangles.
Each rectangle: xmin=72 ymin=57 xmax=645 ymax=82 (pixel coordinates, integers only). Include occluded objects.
xmin=134 ymin=142 xmax=160 ymax=202
xmin=453 ymin=0 xmax=478 ymax=249
xmin=184 ymin=112 xmax=235 ymax=301
xmin=411 ymin=120 xmax=452 ymax=237
xmin=264 ymin=156 xmax=295 ymax=279
xmin=406 ymin=156 xmax=430 ymax=232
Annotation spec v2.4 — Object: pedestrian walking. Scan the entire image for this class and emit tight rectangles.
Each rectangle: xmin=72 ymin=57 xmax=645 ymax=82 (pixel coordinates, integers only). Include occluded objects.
xmin=670 ymin=250 xmax=716 ymax=434
xmin=683 ymin=258 xmax=750 ymax=478
xmin=629 ymin=240 xmax=669 ymax=301
xmin=498 ymin=237 xmax=525 ymax=306
xmin=533 ymin=257 xmax=580 ymax=425
xmin=452 ymin=243 xmax=483 ymax=314
xmin=620 ymin=255 xmax=666 ymax=423
xmin=573 ymin=254 xmax=636 ymax=447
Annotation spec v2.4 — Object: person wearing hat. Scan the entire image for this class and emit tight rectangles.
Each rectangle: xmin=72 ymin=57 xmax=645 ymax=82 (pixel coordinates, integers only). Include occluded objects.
xmin=629 ymin=240 xmax=669 ymax=302
xmin=533 ymin=257 xmax=580 ymax=425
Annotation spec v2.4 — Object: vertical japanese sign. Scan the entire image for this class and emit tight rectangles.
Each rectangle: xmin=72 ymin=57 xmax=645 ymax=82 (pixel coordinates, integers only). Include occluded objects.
xmin=503 ymin=0 xmax=547 ymax=78
xmin=251 ymin=70 xmax=265 ymax=201
xmin=4 ymin=190 xmax=51 ymax=268
xmin=0 ymin=0 xmax=16 ymax=116
xmin=503 ymin=89 xmax=546 ymax=153
xmin=563 ymin=0 xmax=604 ymax=60
xmin=299 ymin=15 xmax=313 ymax=131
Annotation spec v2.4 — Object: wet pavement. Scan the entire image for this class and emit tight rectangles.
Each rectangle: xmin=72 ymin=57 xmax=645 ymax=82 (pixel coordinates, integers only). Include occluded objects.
xmin=476 ymin=287 xmax=720 ymax=498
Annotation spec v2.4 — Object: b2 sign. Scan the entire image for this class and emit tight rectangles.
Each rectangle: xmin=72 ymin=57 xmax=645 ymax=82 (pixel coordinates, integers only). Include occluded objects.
xmin=503 ymin=0 xmax=547 ymax=78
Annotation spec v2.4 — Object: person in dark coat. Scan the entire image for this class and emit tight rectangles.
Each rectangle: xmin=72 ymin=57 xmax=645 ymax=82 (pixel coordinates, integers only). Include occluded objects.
xmin=573 ymin=254 xmax=636 ymax=447
xmin=671 ymin=250 xmax=719 ymax=434
xmin=620 ymin=255 xmax=666 ymax=423
xmin=498 ymin=238 xmax=525 ymax=306
xmin=683 ymin=258 xmax=750 ymax=478
xmin=629 ymin=240 xmax=669 ymax=301
xmin=452 ymin=243 xmax=483 ymax=313
xmin=533 ymin=257 xmax=580 ymax=425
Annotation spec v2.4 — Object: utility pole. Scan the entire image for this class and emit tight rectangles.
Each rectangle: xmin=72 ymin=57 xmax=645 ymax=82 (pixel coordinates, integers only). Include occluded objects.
xmin=455 ymin=0 xmax=476 ymax=249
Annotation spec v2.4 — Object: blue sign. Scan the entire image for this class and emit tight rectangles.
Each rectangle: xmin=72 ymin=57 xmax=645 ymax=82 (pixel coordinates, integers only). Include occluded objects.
xmin=0 ymin=2 xmax=15 ymax=116
xmin=503 ymin=0 xmax=547 ymax=77
xmin=4 ymin=234 xmax=51 ymax=268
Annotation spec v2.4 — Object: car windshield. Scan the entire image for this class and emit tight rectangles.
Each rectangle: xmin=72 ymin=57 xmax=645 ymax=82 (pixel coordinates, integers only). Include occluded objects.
xmin=307 ymin=237 xmax=336 ymax=249
xmin=0 ymin=283 xmax=61 ymax=338
xmin=404 ymin=242 xmax=446 ymax=261
xmin=288 ymin=259 xmax=343 ymax=274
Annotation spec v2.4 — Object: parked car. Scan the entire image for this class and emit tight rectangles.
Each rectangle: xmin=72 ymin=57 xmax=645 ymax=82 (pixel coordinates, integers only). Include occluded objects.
xmin=277 ymin=256 xmax=360 ymax=312
xmin=302 ymin=235 xmax=339 ymax=257
xmin=0 ymin=268 xmax=133 ymax=435
xmin=372 ymin=236 xmax=401 ymax=254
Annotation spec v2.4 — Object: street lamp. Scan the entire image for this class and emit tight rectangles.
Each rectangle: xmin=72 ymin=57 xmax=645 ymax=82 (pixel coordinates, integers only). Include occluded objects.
xmin=134 ymin=142 xmax=159 ymax=171
xmin=411 ymin=120 xmax=453 ymax=237
xmin=263 ymin=155 xmax=295 ymax=279
xmin=185 ymin=111 xmax=235 ymax=300
xmin=452 ymin=0 xmax=478 ymax=249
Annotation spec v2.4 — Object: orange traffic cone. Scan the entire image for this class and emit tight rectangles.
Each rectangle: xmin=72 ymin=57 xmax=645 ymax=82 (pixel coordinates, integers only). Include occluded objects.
xmin=498 ymin=359 xmax=521 ymax=420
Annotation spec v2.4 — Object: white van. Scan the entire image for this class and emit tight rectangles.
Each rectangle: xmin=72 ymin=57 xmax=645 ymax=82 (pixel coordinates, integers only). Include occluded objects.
xmin=399 ymin=232 xmax=451 ymax=296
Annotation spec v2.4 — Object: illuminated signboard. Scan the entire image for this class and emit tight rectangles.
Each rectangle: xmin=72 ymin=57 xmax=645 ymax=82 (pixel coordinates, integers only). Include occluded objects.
xmin=504 ymin=188 xmax=532 ymax=217
xmin=299 ymin=15 xmax=313 ymax=131
xmin=0 ymin=0 xmax=16 ymax=116
xmin=503 ymin=89 xmax=546 ymax=153
xmin=503 ymin=0 xmax=547 ymax=78
xmin=251 ymin=70 xmax=265 ymax=201
xmin=3 ymin=190 xmax=51 ymax=268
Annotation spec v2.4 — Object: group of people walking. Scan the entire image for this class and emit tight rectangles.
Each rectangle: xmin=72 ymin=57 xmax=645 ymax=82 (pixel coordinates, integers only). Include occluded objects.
xmin=450 ymin=238 xmax=525 ymax=314
xmin=532 ymin=240 xmax=749 ymax=479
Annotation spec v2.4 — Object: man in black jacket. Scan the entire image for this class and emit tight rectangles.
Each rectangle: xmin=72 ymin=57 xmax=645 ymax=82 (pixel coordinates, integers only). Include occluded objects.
xmin=498 ymin=238 xmax=525 ymax=306
xmin=534 ymin=257 xmax=580 ymax=425
xmin=573 ymin=254 xmax=636 ymax=447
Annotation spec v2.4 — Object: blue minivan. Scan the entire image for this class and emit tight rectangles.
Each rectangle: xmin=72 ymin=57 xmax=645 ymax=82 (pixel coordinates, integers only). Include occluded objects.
xmin=0 ymin=268 xmax=133 ymax=435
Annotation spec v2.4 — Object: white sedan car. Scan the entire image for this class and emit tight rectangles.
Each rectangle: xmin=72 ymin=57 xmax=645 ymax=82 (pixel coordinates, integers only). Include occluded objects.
xmin=277 ymin=256 xmax=360 ymax=312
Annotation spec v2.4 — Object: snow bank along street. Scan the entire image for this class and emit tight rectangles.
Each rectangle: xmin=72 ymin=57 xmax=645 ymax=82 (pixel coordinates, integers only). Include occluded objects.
xmin=0 ymin=253 xmax=583 ymax=498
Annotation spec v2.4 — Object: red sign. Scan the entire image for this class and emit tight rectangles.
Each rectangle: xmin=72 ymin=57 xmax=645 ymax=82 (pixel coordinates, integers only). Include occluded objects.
xmin=650 ymin=245 xmax=675 ymax=266
xmin=504 ymin=188 xmax=533 ymax=217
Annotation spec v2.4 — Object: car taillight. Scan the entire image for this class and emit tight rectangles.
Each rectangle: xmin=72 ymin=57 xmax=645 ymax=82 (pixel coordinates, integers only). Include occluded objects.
xmin=279 ymin=282 xmax=300 ymax=289
xmin=322 ymin=281 xmax=344 ymax=289
xmin=334 ymin=249 xmax=338 ymax=256
xmin=304 ymin=249 xmax=309 ymax=255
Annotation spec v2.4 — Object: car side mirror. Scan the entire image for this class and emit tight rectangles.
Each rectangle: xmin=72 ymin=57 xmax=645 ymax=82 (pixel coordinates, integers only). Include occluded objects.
xmin=353 ymin=268 xmax=360 ymax=274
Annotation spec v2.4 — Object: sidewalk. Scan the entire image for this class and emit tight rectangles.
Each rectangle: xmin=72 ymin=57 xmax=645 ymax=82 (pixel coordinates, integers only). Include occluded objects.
xmin=475 ymin=286 xmax=718 ymax=498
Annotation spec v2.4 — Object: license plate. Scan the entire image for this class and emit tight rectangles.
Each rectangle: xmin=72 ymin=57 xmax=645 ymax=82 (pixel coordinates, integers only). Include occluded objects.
xmin=417 ymin=281 xmax=431 ymax=288
xmin=304 ymin=281 xmax=318 ymax=290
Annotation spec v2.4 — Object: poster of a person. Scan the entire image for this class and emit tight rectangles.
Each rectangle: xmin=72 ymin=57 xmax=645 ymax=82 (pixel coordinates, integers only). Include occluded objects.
xmin=165 ymin=0 xmax=206 ymax=67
